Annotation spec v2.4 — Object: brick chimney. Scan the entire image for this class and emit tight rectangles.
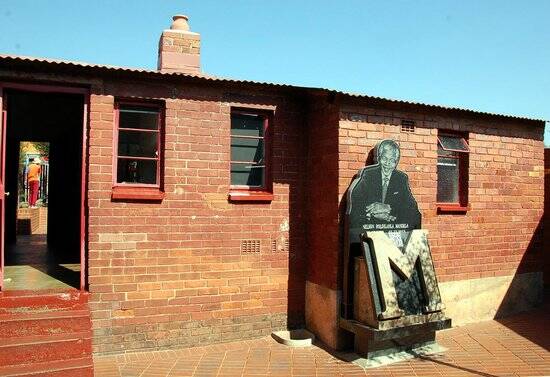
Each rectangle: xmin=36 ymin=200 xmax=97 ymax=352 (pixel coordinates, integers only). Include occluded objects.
xmin=158 ymin=15 xmax=201 ymax=74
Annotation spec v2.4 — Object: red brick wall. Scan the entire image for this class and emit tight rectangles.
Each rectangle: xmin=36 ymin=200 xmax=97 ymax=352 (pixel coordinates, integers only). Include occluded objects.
xmin=2 ymin=67 xmax=544 ymax=354
xmin=544 ymin=148 xmax=550 ymax=285
xmin=339 ymin=102 xmax=545 ymax=283
xmin=17 ymin=208 xmax=45 ymax=235
xmin=305 ymin=96 xmax=340 ymax=290
xmin=87 ymin=81 xmax=308 ymax=353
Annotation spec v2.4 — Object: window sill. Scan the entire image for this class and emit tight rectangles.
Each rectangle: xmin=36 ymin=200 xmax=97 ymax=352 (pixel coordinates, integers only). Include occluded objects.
xmin=228 ymin=191 xmax=273 ymax=202
xmin=111 ymin=186 xmax=165 ymax=201
xmin=436 ymin=203 xmax=470 ymax=213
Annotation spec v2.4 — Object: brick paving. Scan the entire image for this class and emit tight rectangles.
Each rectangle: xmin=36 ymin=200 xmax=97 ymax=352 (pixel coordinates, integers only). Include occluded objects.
xmin=94 ymin=305 xmax=549 ymax=377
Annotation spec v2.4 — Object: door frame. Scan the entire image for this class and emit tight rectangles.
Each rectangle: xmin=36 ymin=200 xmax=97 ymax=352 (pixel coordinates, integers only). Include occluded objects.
xmin=0 ymin=82 xmax=89 ymax=291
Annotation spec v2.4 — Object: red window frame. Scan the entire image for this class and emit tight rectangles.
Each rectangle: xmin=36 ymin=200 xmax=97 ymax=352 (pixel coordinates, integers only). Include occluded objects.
xmin=436 ymin=132 xmax=470 ymax=212
xmin=228 ymin=109 xmax=273 ymax=202
xmin=112 ymin=100 xmax=165 ymax=201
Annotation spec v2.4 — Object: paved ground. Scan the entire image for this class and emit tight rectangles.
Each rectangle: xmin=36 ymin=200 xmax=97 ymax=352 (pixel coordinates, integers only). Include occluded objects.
xmin=94 ymin=305 xmax=549 ymax=377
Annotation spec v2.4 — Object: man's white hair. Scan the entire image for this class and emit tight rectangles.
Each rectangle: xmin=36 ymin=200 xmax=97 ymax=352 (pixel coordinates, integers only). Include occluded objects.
xmin=376 ymin=139 xmax=400 ymax=163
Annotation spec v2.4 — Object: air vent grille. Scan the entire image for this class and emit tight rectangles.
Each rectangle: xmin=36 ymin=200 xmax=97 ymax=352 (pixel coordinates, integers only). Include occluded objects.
xmin=241 ymin=239 xmax=261 ymax=253
xmin=401 ymin=119 xmax=416 ymax=133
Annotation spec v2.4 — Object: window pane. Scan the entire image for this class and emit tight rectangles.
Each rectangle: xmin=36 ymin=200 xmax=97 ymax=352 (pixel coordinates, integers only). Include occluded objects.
xmin=438 ymin=136 xmax=469 ymax=152
xmin=231 ymin=114 xmax=264 ymax=137
xmin=437 ymin=157 xmax=459 ymax=203
xmin=231 ymin=138 xmax=264 ymax=163
xmin=118 ymin=130 xmax=158 ymax=158
xmin=120 ymin=107 xmax=159 ymax=130
xmin=231 ymin=163 xmax=264 ymax=187
xmin=437 ymin=145 xmax=458 ymax=158
xmin=117 ymin=159 xmax=157 ymax=184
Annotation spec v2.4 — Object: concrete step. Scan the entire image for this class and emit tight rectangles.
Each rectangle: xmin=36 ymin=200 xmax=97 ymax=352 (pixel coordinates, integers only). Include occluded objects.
xmin=0 ymin=290 xmax=87 ymax=311
xmin=0 ymin=308 xmax=90 ymax=323
xmin=0 ymin=290 xmax=93 ymax=375
xmin=0 ymin=331 xmax=92 ymax=366
xmin=0 ymin=356 xmax=93 ymax=377
xmin=0 ymin=313 xmax=90 ymax=339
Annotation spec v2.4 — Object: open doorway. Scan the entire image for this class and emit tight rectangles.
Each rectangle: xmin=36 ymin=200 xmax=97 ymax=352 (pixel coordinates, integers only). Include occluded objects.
xmin=2 ymin=90 xmax=85 ymax=290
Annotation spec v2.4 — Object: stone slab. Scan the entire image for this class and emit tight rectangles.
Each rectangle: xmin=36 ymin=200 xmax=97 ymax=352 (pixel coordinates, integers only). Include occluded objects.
xmin=271 ymin=329 xmax=315 ymax=347
xmin=340 ymin=317 xmax=450 ymax=360
xmin=340 ymin=317 xmax=451 ymax=342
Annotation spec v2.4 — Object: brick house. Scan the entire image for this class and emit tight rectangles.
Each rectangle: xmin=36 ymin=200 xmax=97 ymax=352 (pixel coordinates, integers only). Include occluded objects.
xmin=545 ymin=148 xmax=550 ymax=288
xmin=0 ymin=14 xmax=545 ymax=368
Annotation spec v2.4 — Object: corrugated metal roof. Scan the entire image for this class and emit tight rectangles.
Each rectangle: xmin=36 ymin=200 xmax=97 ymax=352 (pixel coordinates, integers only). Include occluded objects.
xmin=0 ymin=53 xmax=217 ymax=78
xmin=338 ymin=90 xmax=547 ymax=122
xmin=0 ymin=53 xmax=298 ymax=87
xmin=0 ymin=54 xmax=545 ymax=123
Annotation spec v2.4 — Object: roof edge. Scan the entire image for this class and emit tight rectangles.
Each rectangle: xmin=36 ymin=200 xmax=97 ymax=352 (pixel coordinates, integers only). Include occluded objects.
xmin=0 ymin=53 xmax=545 ymax=123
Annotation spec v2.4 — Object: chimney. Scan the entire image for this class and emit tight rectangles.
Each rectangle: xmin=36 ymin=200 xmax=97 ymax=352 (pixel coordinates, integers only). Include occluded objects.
xmin=158 ymin=15 xmax=201 ymax=74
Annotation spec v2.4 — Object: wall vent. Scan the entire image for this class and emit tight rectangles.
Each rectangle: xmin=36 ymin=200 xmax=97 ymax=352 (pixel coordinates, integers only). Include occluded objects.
xmin=346 ymin=112 xmax=368 ymax=122
xmin=401 ymin=119 xmax=416 ymax=133
xmin=241 ymin=239 xmax=261 ymax=253
xmin=271 ymin=238 xmax=290 ymax=252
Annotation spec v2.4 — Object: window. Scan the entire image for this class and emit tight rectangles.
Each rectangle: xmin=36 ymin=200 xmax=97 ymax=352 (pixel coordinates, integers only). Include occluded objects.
xmin=437 ymin=132 xmax=469 ymax=211
xmin=112 ymin=101 xmax=164 ymax=200
xmin=228 ymin=110 xmax=272 ymax=201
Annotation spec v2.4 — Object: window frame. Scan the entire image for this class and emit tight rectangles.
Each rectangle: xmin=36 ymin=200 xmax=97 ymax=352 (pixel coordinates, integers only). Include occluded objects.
xmin=228 ymin=108 xmax=273 ymax=202
xmin=112 ymin=100 xmax=165 ymax=201
xmin=436 ymin=131 xmax=470 ymax=212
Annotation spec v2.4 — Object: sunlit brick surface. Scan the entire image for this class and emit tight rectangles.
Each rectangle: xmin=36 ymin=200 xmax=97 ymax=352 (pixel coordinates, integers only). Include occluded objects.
xmin=87 ymin=90 xmax=307 ymax=353
xmin=337 ymin=108 xmax=544 ymax=284
xmin=94 ymin=305 xmax=549 ymax=376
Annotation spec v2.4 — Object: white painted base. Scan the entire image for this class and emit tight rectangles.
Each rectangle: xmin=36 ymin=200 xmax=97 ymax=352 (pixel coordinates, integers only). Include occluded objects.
xmin=439 ymin=272 xmax=543 ymax=326
xmin=271 ymin=329 xmax=315 ymax=347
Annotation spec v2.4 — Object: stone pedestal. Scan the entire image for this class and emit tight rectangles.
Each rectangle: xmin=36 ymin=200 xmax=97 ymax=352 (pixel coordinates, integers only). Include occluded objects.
xmin=340 ymin=316 xmax=450 ymax=359
xmin=344 ymin=256 xmax=451 ymax=358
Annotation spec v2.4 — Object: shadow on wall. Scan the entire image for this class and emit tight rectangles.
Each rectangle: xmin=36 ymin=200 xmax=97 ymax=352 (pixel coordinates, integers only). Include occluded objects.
xmin=338 ymin=148 xmax=376 ymax=321
xmin=494 ymin=217 xmax=546 ymax=348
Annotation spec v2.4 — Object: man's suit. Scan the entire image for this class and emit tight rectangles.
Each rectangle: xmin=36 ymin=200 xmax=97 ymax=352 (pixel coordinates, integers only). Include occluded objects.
xmin=347 ymin=164 xmax=421 ymax=243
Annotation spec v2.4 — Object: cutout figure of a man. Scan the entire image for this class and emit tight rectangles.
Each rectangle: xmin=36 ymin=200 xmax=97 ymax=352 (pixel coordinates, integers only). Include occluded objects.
xmin=362 ymin=140 xmax=420 ymax=228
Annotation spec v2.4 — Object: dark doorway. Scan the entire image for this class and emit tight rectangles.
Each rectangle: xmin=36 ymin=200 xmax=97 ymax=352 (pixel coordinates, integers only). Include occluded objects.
xmin=3 ymin=90 xmax=84 ymax=290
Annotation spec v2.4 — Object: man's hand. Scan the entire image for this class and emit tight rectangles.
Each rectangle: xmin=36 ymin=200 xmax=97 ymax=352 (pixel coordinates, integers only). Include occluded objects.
xmin=373 ymin=212 xmax=396 ymax=221
xmin=366 ymin=202 xmax=395 ymax=221
xmin=366 ymin=202 xmax=391 ymax=215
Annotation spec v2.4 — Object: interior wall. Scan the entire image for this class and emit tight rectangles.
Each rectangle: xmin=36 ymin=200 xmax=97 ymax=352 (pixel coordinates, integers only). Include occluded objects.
xmin=5 ymin=90 xmax=84 ymax=263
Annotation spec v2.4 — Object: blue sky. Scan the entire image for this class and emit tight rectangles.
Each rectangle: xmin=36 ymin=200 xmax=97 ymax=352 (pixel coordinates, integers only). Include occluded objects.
xmin=1 ymin=0 xmax=548 ymax=144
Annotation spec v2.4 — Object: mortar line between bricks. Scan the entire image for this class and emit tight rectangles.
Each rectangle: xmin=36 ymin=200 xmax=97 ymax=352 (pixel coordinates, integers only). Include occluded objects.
xmin=193 ymin=350 xmax=208 ymax=376
xmin=137 ymin=358 xmax=153 ymax=377
xmin=116 ymin=357 xmax=127 ymax=377
xmin=164 ymin=355 xmax=179 ymax=377
xmin=467 ymin=332 xmax=500 ymax=359
xmin=269 ymin=346 xmax=275 ymax=374
xmin=215 ymin=349 xmax=228 ymax=377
